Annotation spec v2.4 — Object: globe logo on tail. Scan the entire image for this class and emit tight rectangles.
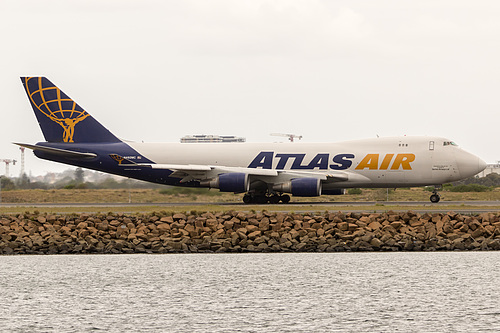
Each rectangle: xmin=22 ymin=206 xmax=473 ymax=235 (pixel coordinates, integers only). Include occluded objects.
xmin=24 ymin=77 xmax=89 ymax=142
xmin=109 ymin=154 xmax=125 ymax=165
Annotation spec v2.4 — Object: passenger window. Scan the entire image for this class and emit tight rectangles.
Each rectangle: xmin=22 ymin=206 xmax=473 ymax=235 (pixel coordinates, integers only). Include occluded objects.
xmin=429 ymin=141 xmax=434 ymax=150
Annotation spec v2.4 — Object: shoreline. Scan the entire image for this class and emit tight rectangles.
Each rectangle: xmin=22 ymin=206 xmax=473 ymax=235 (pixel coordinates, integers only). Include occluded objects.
xmin=1 ymin=211 xmax=500 ymax=254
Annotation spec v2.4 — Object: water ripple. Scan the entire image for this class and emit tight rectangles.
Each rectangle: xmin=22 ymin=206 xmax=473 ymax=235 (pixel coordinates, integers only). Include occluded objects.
xmin=0 ymin=252 xmax=499 ymax=332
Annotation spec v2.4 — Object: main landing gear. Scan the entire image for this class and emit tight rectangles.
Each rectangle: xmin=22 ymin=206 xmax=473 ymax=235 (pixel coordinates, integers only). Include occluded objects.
xmin=243 ymin=193 xmax=290 ymax=204
xmin=429 ymin=186 xmax=441 ymax=203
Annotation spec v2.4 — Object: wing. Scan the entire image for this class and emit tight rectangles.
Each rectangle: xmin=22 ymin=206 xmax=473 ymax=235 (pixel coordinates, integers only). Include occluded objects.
xmin=109 ymin=154 xmax=368 ymax=185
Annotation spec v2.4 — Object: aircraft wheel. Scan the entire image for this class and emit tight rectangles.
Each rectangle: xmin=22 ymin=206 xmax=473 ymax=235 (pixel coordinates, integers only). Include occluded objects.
xmin=269 ymin=195 xmax=280 ymax=204
xmin=280 ymin=194 xmax=291 ymax=204
xmin=430 ymin=194 xmax=440 ymax=203
xmin=243 ymin=194 xmax=253 ymax=204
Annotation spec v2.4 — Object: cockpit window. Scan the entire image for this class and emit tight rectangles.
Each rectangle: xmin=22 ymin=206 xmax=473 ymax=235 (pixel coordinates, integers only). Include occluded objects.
xmin=443 ymin=141 xmax=458 ymax=146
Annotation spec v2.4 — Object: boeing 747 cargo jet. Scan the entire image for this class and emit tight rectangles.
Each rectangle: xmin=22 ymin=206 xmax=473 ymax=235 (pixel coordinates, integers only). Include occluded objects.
xmin=16 ymin=77 xmax=487 ymax=204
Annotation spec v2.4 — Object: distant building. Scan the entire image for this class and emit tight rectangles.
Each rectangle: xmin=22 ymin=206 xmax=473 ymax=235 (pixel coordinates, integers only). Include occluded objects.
xmin=180 ymin=135 xmax=246 ymax=143
xmin=477 ymin=162 xmax=500 ymax=177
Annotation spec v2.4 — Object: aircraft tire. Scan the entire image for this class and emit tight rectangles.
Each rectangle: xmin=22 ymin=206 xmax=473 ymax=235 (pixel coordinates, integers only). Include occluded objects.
xmin=243 ymin=194 xmax=253 ymax=204
xmin=430 ymin=194 xmax=440 ymax=203
xmin=269 ymin=195 xmax=280 ymax=204
xmin=280 ymin=194 xmax=291 ymax=204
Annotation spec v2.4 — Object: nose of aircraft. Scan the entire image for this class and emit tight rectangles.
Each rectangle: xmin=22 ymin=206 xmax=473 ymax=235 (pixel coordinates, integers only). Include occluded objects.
xmin=456 ymin=151 xmax=487 ymax=179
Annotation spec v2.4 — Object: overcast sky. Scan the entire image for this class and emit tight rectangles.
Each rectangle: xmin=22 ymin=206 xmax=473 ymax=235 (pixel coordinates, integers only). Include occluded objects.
xmin=1 ymin=0 xmax=499 ymax=177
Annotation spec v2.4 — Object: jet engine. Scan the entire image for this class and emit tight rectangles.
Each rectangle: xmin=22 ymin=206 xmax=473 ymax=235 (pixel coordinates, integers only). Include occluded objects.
xmin=200 ymin=173 xmax=249 ymax=193
xmin=272 ymin=178 xmax=322 ymax=197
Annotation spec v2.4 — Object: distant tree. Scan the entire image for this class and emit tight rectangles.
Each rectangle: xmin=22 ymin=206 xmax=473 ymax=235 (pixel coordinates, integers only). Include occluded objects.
xmin=74 ymin=168 xmax=84 ymax=184
xmin=55 ymin=176 xmax=76 ymax=189
xmin=0 ymin=177 xmax=16 ymax=191
xmin=16 ymin=173 xmax=31 ymax=189
xmin=448 ymin=184 xmax=492 ymax=192
xmin=453 ymin=173 xmax=500 ymax=187
xmin=96 ymin=177 xmax=121 ymax=189
xmin=28 ymin=181 xmax=49 ymax=190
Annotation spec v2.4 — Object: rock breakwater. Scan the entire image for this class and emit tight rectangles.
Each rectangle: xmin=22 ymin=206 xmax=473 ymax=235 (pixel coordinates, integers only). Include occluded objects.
xmin=1 ymin=211 xmax=500 ymax=254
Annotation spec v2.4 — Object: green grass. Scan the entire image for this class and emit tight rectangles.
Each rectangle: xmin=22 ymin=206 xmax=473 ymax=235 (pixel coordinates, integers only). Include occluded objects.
xmin=0 ymin=187 xmax=499 ymax=215
xmin=1 ymin=203 xmax=499 ymax=216
xmin=158 ymin=187 xmax=222 ymax=196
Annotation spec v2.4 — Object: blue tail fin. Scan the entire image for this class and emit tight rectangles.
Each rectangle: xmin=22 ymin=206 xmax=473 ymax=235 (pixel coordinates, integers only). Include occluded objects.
xmin=21 ymin=77 xmax=120 ymax=143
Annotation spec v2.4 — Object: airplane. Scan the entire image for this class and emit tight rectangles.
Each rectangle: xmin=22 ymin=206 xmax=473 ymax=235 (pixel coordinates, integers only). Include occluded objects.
xmin=16 ymin=77 xmax=487 ymax=204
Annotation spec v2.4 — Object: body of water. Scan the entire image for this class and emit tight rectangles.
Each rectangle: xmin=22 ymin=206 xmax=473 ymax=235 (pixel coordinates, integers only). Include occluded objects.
xmin=0 ymin=252 xmax=499 ymax=332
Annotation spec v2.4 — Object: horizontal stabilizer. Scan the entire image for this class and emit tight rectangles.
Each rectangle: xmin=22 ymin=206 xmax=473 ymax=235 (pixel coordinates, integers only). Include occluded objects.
xmin=14 ymin=143 xmax=97 ymax=159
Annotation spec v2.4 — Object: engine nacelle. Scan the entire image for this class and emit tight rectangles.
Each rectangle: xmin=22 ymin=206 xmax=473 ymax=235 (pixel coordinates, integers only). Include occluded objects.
xmin=200 ymin=173 xmax=249 ymax=193
xmin=273 ymin=178 xmax=322 ymax=197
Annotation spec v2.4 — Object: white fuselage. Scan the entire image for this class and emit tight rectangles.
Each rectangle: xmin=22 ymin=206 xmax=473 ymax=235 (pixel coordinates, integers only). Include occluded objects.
xmin=127 ymin=136 xmax=486 ymax=188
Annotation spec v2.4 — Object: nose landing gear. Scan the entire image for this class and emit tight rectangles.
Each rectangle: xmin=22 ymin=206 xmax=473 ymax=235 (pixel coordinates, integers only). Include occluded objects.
xmin=429 ymin=186 xmax=442 ymax=203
